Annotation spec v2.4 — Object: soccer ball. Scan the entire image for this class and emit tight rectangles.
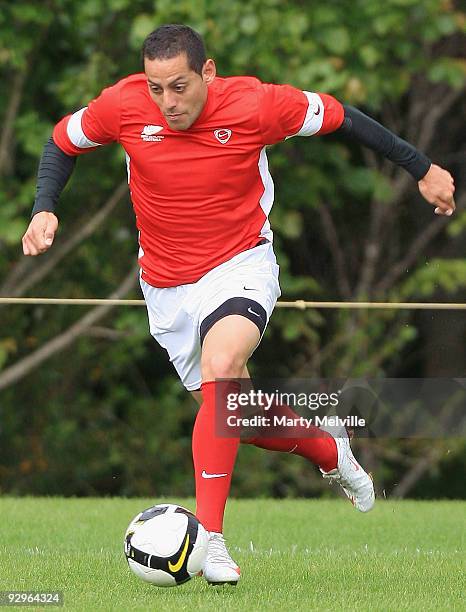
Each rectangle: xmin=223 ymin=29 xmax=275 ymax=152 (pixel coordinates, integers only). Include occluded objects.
xmin=124 ymin=503 xmax=209 ymax=587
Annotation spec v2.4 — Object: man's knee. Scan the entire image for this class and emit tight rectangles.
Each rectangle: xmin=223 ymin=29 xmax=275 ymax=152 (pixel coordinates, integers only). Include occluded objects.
xmin=202 ymin=352 xmax=246 ymax=381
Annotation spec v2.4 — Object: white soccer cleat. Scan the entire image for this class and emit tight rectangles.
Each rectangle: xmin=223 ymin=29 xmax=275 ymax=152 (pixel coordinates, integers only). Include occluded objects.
xmin=202 ymin=532 xmax=241 ymax=585
xmin=320 ymin=425 xmax=375 ymax=512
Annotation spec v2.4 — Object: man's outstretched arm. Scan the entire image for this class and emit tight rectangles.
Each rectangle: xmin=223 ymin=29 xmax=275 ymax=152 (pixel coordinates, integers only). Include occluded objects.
xmin=336 ymin=105 xmax=456 ymax=216
xmin=22 ymin=81 xmax=121 ymax=256
xmin=22 ymin=137 xmax=76 ymax=256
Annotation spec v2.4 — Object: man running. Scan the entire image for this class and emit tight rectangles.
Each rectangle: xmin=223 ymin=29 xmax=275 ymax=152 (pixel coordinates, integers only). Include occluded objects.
xmin=22 ymin=24 xmax=455 ymax=584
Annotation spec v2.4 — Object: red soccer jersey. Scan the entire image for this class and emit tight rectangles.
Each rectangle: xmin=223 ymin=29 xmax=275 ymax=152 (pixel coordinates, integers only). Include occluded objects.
xmin=53 ymin=74 xmax=344 ymax=287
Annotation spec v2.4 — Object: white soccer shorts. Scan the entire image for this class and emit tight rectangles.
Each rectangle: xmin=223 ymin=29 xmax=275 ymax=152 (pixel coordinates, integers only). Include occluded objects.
xmin=140 ymin=241 xmax=281 ymax=391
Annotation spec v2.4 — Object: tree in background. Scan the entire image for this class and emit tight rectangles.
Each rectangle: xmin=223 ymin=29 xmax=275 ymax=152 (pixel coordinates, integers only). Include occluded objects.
xmin=0 ymin=0 xmax=465 ymax=498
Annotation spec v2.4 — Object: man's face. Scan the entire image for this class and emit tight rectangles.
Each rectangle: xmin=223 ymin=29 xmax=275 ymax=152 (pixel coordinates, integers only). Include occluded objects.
xmin=144 ymin=53 xmax=216 ymax=131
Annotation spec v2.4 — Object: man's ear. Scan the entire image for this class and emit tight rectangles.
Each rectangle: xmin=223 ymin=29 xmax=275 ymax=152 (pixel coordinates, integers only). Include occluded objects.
xmin=203 ymin=59 xmax=216 ymax=84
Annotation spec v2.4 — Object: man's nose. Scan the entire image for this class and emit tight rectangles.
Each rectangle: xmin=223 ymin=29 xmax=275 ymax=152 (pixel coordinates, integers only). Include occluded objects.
xmin=163 ymin=91 xmax=177 ymax=110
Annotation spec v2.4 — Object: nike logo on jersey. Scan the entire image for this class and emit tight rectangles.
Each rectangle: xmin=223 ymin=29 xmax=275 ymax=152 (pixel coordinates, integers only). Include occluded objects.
xmin=309 ymin=100 xmax=321 ymax=117
xmin=247 ymin=307 xmax=261 ymax=318
xmin=243 ymin=286 xmax=258 ymax=291
xmin=214 ymin=129 xmax=232 ymax=144
xmin=201 ymin=470 xmax=228 ymax=479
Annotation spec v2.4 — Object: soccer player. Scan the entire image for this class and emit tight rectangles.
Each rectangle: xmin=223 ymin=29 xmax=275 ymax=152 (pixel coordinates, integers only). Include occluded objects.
xmin=22 ymin=25 xmax=455 ymax=584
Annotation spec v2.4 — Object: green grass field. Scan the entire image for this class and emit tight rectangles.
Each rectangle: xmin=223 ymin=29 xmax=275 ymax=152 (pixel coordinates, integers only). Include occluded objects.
xmin=0 ymin=498 xmax=464 ymax=611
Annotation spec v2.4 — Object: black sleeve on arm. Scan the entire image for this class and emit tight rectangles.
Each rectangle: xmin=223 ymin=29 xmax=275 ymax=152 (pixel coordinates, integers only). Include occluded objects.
xmin=336 ymin=105 xmax=431 ymax=181
xmin=31 ymin=137 xmax=77 ymax=217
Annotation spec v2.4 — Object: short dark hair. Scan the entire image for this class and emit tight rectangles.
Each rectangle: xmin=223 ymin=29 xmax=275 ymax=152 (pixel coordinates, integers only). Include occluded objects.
xmin=142 ymin=25 xmax=207 ymax=75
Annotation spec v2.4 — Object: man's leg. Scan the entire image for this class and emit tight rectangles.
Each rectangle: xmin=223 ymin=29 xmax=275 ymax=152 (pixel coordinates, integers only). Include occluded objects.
xmin=191 ymin=315 xmax=259 ymax=584
xmin=193 ymin=366 xmax=337 ymax=471
xmin=193 ymin=315 xmax=259 ymax=533
xmin=194 ymin=366 xmax=373 ymax=513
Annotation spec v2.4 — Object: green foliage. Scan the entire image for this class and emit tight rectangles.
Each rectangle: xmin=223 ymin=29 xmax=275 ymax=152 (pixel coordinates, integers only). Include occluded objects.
xmin=447 ymin=209 xmax=466 ymax=238
xmin=398 ymin=259 xmax=466 ymax=299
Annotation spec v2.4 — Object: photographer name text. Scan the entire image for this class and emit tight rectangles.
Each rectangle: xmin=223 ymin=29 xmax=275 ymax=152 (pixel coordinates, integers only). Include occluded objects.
xmin=225 ymin=415 xmax=365 ymax=428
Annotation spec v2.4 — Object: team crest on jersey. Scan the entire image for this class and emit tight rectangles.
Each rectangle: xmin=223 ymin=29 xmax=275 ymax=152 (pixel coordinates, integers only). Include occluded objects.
xmin=141 ymin=125 xmax=164 ymax=142
xmin=214 ymin=129 xmax=232 ymax=144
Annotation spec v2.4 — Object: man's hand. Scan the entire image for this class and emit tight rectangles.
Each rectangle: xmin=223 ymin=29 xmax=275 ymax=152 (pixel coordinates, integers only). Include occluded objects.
xmin=22 ymin=212 xmax=59 ymax=256
xmin=418 ymin=163 xmax=456 ymax=216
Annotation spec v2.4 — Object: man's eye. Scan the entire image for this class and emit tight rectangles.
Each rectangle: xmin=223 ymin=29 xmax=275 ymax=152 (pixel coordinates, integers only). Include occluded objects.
xmin=151 ymin=88 xmax=162 ymax=94
xmin=175 ymin=86 xmax=185 ymax=93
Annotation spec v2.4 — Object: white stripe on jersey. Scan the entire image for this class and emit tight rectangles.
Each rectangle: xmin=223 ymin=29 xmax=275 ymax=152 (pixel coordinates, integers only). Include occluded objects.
xmin=295 ymin=92 xmax=325 ymax=137
xmin=125 ymin=152 xmax=131 ymax=183
xmin=258 ymin=146 xmax=274 ymax=243
xmin=66 ymin=107 xmax=103 ymax=148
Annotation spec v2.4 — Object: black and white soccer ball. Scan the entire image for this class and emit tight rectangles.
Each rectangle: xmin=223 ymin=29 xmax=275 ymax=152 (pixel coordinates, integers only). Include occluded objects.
xmin=124 ymin=503 xmax=209 ymax=587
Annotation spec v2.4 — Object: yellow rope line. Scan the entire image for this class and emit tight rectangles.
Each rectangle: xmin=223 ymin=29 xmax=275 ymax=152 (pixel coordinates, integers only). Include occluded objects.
xmin=0 ymin=297 xmax=465 ymax=310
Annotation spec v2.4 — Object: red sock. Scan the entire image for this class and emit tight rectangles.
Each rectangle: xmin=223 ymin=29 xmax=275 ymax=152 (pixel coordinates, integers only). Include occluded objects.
xmin=193 ymin=381 xmax=240 ymax=533
xmin=243 ymin=403 xmax=338 ymax=472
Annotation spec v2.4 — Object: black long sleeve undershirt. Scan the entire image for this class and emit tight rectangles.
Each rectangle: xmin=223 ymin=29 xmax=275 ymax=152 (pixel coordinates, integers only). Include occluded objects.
xmin=31 ymin=137 xmax=76 ymax=217
xmin=337 ymin=105 xmax=431 ymax=181
xmin=31 ymin=107 xmax=431 ymax=217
